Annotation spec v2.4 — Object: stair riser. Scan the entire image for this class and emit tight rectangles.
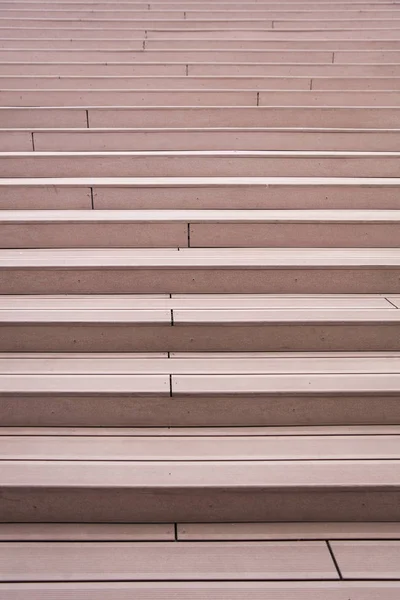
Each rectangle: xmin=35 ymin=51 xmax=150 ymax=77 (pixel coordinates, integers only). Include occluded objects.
xmin=1 ymin=323 xmax=399 ymax=352
xmin=0 ymin=223 xmax=189 ymax=248
xmin=0 ymin=187 xmax=92 ymax=210
xmin=28 ymin=131 xmax=400 ymax=152
xmin=2 ymin=107 xmax=398 ymax=128
xmin=5 ymin=11 xmax=400 ymax=19
xmin=4 ymin=39 xmax=400 ymax=49
xmin=102 ymin=184 xmax=400 ymax=209
xmin=1 ymin=268 xmax=399 ymax=294
xmin=6 ymin=90 xmax=400 ymax=106
xmin=3 ymin=64 xmax=400 ymax=76
xmin=1 ymin=28 xmax=397 ymax=40
xmin=4 ymin=75 xmax=400 ymax=89
xmin=2 ymin=394 xmax=399 ymax=426
xmin=1 ymin=486 xmax=399 ymax=522
xmin=2 ymin=222 xmax=399 ymax=248
xmin=0 ymin=50 xmax=335 ymax=61
xmin=3 ymin=156 xmax=400 ymax=177
xmin=190 ymin=223 xmax=400 ymax=248
xmin=0 ymin=76 xmax=314 ymax=89
xmin=1 ymin=18 xmax=399 ymax=28
xmin=145 ymin=40 xmax=400 ymax=50
xmin=2 ymin=185 xmax=399 ymax=210
xmin=1 ymin=90 xmax=260 ymax=107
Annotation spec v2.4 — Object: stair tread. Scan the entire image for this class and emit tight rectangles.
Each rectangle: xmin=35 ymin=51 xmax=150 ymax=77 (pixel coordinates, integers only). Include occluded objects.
xmin=2 ymin=209 xmax=400 ymax=222
xmin=0 ymin=582 xmax=399 ymax=600
xmin=0 ymin=294 xmax=392 ymax=308
xmin=0 ymin=540 xmax=338 ymax=582
xmin=2 ymin=459 xmax=400 ymax=487
xmin=1 ymin=247 xmax=399 ymax=266
xmin=1 ymin=308 xmax=399 ymax=322
xmin=179 ymin=521 xmax=400 ymax=540
xmin=2 ymin=176 xmax=399 ymax=185
xmin=1 ymin=425 xmax=398 ymax=435
xmin=1 ymin=431 xmax=400 ymax=459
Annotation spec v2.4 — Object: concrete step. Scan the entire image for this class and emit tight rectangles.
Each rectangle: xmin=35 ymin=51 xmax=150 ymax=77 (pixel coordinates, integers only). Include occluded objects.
xmin=2 ymin=106 xmax=398 ymax=129
xmin=5 ymin=38 xmax=400 ymax=49
xmin=3 ymin=48 xmax=400 ymax=62
xmin=2 ymin=177 xmax=399 ymax=210
xmin=5 ymin=89 xmax=400 ymax=106
xmin=4 ymin=428 xmax=400 ymax=460
xmin=0 ymin=49 xmax=336 ymax=61
xmin=6 ymin=127 xmax=400 ymax=152
xmin=0 ymin=294 xmax=399 ymax=352
xmin=1 ymin=351 xmax=400 ymax=425
xmin=1 ymin=457 xmax=400 ymax=521
xmin=4 ymin=75 xmax=400 ymax=90
xmin=0 ymin=539 xmax=345 ymax=581
xmin=3 ymin=28 xmax=398 ymax=40
xmin=3 ymin=151 xmax=400 ymax=177
xmin=3 ymin=63 xmax=400 ymax=76
xmin=1 ymin=581 xmax=400 ymax=599
xmin=144 ymin=39 xmax=400 ymax=49
xmin=0 ymin=76 xmax=315 ymax=89
xmin=1 ymin=209 xmax=400 ymax=248
xmin=4 ymin=8 xmax=400 ymax=18
xmin=1 ymin=17 xmax=400 ymax=28
xmin=178 ymin=519 xmax=400 ymax=539
xmin=0 ymin=248 xmax=399 ymax=294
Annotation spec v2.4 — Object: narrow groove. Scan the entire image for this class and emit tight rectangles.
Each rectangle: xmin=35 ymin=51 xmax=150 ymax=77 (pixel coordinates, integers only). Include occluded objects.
xmin=144 ymin=30 xmax=148 ymax=39
xmin=85 ymin=109 xmax=89 ymax=128
xmin=271 ymin=21 xmax=275 ymax=29
xmin=142 ymin=40 xmax=146 ymax=50
xmin=174 ymin=523 xmax=178 ymax=540
xmin=90 ymin=187 xmax=94 ymax=210
xmin=256 ymin=91 xmax=260 ymax=106
xmin=183 ymin=11 xmax=187 ymax=19
xmin=171 ymin=309 xmax=174 ymax=326
xmin=31 ymin=131 xmax=35 ymax=151
xmin=310 ymin=79 xmax=313 ymax=91
xmin=332 ymin=52 xmax=335 ymax=64
xmin=169 ymin=374 xmax=173 ymax=397
xmin=187 ymin=223 xmax=191 ymax=247
xmin=326 ymin=540 xmax=343 ymax=579
xmin=185 ymin=64 xmax=189 ymax=76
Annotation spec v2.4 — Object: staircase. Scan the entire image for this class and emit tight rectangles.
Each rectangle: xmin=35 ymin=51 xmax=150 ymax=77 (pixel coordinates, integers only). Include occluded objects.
xmin=1 ymin=0 xmax=400 ymax=596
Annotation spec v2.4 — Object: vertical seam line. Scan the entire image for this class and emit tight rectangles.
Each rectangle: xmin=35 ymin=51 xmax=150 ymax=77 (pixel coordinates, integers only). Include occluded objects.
xmin=326 ymin=541 xmax=343 ymax=579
